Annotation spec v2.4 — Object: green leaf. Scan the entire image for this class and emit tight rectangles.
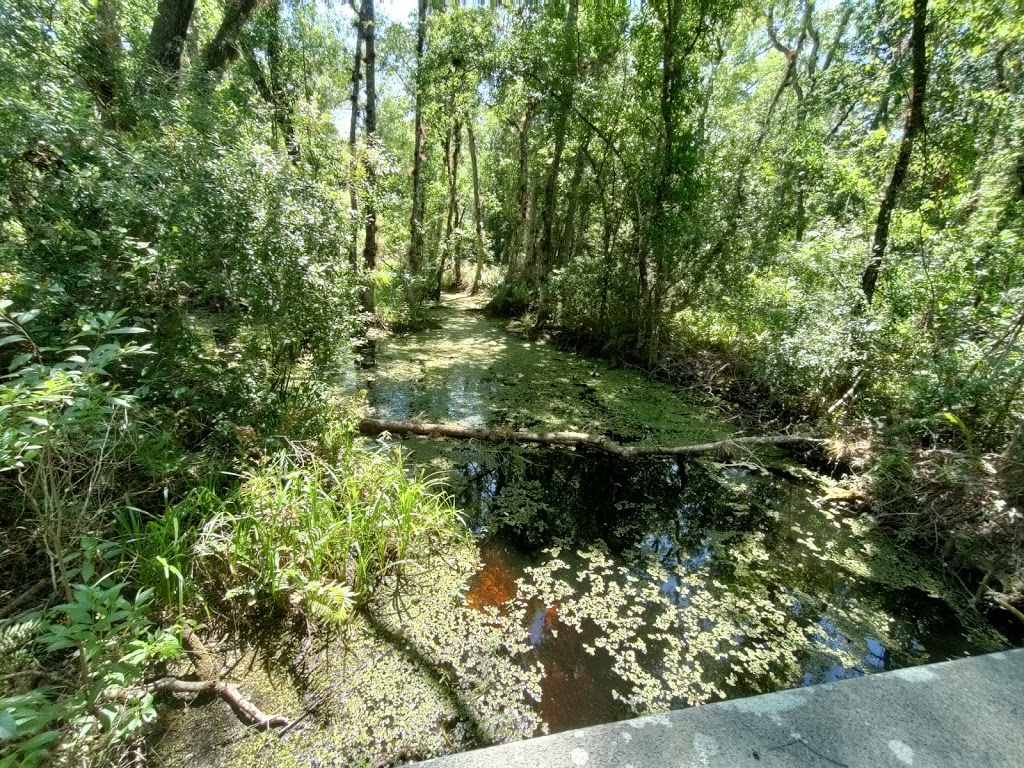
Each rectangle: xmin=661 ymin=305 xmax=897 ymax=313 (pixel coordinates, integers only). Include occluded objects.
xmin=64 ymin=604 xmax=93 ymax=625
xmin=106 ymin=327 xmax=148 ymax=335
xmin=41 ymin=638 xmax=75 ymax=650
xmin=0 ymin=335 xmax=25 ymax=347
xmin=0 ymin=712 xmax=17 ymax=739
xmin=13 ymin=310 xmax=39 ymax=324
xmin=18 ymin=729 xmax=61 ymax=751
xmin=98 ymin=706 xmax=118 ymax=730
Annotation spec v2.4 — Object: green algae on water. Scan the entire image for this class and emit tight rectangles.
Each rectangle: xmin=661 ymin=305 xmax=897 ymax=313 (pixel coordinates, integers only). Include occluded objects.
xmin=155 ymin=539 xmax=543 ymax=768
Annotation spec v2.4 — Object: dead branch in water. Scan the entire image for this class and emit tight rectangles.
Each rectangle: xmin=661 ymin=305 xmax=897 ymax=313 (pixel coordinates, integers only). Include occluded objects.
xmin=136 ymin=629 xmax=289 ymax=730
xmin=357 ymin=418 xmax=821 ymax=458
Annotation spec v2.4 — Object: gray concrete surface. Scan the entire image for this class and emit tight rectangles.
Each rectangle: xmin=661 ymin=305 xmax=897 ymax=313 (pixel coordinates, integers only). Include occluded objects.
xmin=413 ymin=649 xmax=1024 ymax=768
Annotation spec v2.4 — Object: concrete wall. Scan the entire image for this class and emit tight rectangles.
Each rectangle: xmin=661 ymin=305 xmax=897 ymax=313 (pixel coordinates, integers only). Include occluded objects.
xmin=414 ymin=649 xmax=1024 ymax=768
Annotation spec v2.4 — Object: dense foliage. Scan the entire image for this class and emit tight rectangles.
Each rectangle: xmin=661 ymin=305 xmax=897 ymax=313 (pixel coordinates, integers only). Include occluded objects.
xmin=384 ymin=0 xmax=1024 ymax=606
xmin=1 ymin=0 xmax=1022 ymax=764
xmin=0 ymin=0 xmax=457 ymax=763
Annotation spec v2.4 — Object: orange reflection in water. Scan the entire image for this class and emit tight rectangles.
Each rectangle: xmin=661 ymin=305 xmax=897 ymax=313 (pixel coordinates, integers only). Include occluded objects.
xmin=545 ymin=604 xmax=558 ymax=628
xmin=467 ymin=545 xmax=519 ymax=611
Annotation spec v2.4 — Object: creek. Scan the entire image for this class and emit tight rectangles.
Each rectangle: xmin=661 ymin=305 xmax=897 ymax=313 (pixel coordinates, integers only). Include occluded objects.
xmin=358 ymin=294 xmax=1000 ymax=733
xmin=156 ymin=294 xmax=1006 ymax=767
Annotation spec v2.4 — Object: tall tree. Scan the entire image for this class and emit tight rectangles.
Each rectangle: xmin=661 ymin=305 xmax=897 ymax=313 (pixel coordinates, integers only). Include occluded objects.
xmin=79 ymin=0 xmax=129 ymax=129
xmin=436 ymin=121 xmax=462 ymax=298
xmin=241 ymin=1 xmax=300 ymax=163
xmin=645 ymin=0 xmax=697 ymax=357
xmin=535 ymin=0 xmax=579 ymax=322
xmin=347 ymin=5 xmax=364 ymax=271
xmin=361 ymin=0 xmax=378 ymax=311
xmin=408 ymin=0 xmax=429 ymax=276
xmin=860 ymin=0 xmax=930 ymax=307
xmin=266 ymin=0 xmax=299 ymax=162
xmin=468 ymin=123 xmax=486 ymax=294
xmin=201 ymin=0 xmax=263 ymax=76
xmin=506 ymin=105 xmax=534 ymax=281
xmin=149 ymin=0 xmax=197 ymax=73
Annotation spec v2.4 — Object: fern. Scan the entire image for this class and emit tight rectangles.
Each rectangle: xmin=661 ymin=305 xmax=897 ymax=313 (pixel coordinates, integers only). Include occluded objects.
xmin=293 ymin=579 xmax=355 ymax=627
xmin=0 ymin=617 xmax=43 ymax=681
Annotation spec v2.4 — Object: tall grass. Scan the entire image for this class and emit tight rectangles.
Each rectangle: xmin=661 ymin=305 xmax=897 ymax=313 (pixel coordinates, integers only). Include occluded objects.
xmin=117 ymin=488 xmax=215 ymax=620
xmin=124 ymin=442 xmax=461 ymax=627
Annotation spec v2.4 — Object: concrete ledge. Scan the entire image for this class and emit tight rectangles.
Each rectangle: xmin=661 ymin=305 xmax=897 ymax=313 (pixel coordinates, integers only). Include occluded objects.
xmin=413 ymin=649 xmax=1024 ymax=768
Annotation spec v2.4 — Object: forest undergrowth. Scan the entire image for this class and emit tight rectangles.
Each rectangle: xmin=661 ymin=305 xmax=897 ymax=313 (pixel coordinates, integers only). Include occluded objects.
xmin=2 ymin=0 xmax=1023 ymax=764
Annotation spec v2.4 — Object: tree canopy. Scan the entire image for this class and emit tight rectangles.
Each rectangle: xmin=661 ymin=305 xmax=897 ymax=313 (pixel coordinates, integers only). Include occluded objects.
xmin=2 ymin=0 xmax=1023 ymax=763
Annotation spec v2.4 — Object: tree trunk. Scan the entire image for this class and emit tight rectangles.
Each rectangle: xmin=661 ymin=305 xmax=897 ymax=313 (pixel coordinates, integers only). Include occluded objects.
xmin=507 ymin=106 xmax=533 ymax=279
xmin=522 ymin=181 xmax=541 ymax=285
xmin=149 ymin=0 xmax=197 ymax=73
xmin=408 ymin=0 xmax=428 ymax=276
xmin=645 ymin=0 xmax=687 ymax=359
xmin=266 ymin=0 xmax=299 ymax=163
xmin=79 ymin=0 xmax=130 ymax=129
xmin=347 ymin=16 xmax=363 ymax=271
xmin=357 ymin=418 xmax=821 ymax=458
xmin=201 ymin=0 xmax=261 ymax=76
xmin=454 ymin=203 xmax=464 ymax=287
xmin=535 ymin=0 xmax=578 ymax=322
xmin=861 ymin=0 xmax=929 ymax=307
xmin=361 ymin=0 xmax=378 ymax=314
xmin=556 ymin=138 xmax=590 ymax=267
xmin=536 ymin=117 xmax=569 ymax=296
xmin=241 ymin=31 xmax=298 ymax=164
xmin=468 ymin=124 xmax=487 ymax=295
xmin=438 ymin=121 xmax=462 ymax=296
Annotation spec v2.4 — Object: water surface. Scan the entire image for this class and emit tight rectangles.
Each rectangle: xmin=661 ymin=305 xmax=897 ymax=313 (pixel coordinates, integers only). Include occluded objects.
xmin=155 ymin=295 xmax=1008 ymax=768
xmin=362 ymin=295 xmax=1001 ymax=735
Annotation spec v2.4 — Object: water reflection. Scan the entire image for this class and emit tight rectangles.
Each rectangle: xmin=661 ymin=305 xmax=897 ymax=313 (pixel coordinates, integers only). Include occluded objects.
xmin=451 ymin=447 xmax=983 ymax=732
xmin=363 ymin=299 xmax=994 ymax=735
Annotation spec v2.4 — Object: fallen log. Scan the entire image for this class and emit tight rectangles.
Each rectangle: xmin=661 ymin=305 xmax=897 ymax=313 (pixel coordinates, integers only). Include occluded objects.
xmin=145 ymin=677 xmax=288 ymax=729
xmin=181 ymin=627 xmax=289 ymax=729
xmin=0 ymin=578 xmax=50 ymax=620
xmin=357 ymin=417 xmax=821 ymax=458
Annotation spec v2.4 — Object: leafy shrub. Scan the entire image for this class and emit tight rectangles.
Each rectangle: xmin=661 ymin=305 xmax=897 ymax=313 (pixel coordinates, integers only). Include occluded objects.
xmin=1 ymin=572 xmax=180 ymax=768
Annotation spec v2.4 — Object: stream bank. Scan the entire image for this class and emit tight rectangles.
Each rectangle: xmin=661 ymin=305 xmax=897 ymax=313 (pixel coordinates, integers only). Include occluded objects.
xmin=152 ymin=294 xmax=1010 ymax=768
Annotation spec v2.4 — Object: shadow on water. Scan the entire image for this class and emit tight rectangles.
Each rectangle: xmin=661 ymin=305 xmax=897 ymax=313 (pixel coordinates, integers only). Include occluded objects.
xmin=357 ymin=606 xmax=490 ymax=748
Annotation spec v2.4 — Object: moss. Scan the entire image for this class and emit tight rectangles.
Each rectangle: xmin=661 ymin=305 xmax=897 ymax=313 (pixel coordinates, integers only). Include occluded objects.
xmin=151 ymin=651 xmax=304 ymax=768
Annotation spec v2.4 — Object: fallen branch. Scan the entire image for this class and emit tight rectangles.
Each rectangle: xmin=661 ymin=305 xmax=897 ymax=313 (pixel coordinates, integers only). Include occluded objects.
xmin=986 ymin=587 xmax=1024 ymax=626
xmin=140 ymin=629 xmax=289 ymax=730
xmin=0 ymin=579 xmax=50 ymax=620
xmin=358 ymin=418 xmax=821 ymax=458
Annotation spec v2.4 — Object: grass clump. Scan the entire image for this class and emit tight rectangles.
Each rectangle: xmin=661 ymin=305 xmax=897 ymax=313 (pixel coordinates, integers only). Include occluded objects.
xmin=119 ymin=437 xmax=463 ymax=629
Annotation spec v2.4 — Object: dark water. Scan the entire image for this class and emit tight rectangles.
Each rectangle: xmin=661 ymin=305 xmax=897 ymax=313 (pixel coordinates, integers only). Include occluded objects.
xmin=363 ymin=297 xmax=1002 ymax=736
xmin=450 ymin=447 xmax=983 ymax=732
